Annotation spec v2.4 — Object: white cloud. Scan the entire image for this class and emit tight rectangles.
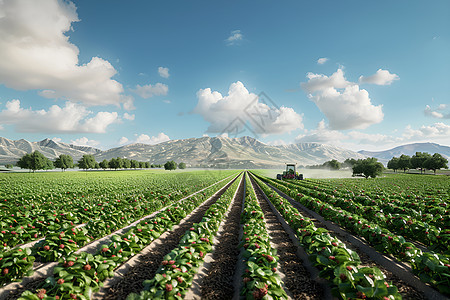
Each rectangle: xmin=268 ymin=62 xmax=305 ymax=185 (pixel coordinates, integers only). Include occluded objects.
xmin=158 ymin=67 xmax=170 ymax=78
xmin=403 ymin=122 xmax=450 ymax=140
xmin=51 ymin=137 xmax=62 ymax=142
xmin=123 ymin=113 xmax=135 ymax=120
xmin=118 ymin=136 xmax=129 ymax=145
xmin=226 ymin=30 xmax=243 ymax=45
xmin=0 ymin=99 xmax=118 ymax=133
xmin=295 ymin=120 xmax=347 ymax=143
xmin=317 ymin=58 xmax=329 ymax=65
xmin=71 ymin=137 xmax=100 ymax=147
xmin=359 ymin=69 xmax=399 ymax=85
xmin=301 ymin=69 xmax=384 ymax=130
xmin=0 ymin=0 xmax=130 ymax=107
xmin=193 ymin=81 xmax=303 ymax=135
xmin=163 ymin=100 xmax=171 ymax=104
xmin=133 ymin=83 xmax=168 ymax=99
xmin=266 ymin=139 xmax=288 ymax=146
xmin=301 ymin=69 xmax=351 ymax=93
xmin=424 ymin=104 xmax=450 ymax=119
xmin=135 ymin=133 xmax=170 ymax=145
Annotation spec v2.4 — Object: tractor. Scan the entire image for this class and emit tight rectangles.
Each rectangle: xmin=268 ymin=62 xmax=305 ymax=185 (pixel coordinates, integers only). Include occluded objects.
xmin=276 ymin=163 xmax=304 ymax=180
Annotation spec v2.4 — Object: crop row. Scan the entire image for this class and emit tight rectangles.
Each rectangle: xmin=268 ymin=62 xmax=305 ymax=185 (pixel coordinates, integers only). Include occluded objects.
xmin=126 ymin=173 xmax=243 ymax=299
xmin=250 ymin=174 xmax=402 ymax=300
xmin=272 ymin=178 xmax=449 ymax=253
xmin=1 ymin=172 xmax=237 ymax=289
xmin=256 ymin=174 xmax=450 ymax=296
xmin=239 ymin=173 xmax=288 ymax=299
xmin=16 ymin=173 xmax=241 ymax=300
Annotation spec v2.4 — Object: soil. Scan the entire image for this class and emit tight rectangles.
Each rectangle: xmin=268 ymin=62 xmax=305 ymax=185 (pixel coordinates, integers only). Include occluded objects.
xmin=199 ymin=176 xmax=245 ymax=299
xmin=250 ymin=176 xmax=323 ymax=300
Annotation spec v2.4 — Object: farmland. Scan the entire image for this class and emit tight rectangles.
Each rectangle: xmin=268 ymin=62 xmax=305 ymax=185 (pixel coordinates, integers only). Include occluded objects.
xmin=0 ymin=170 xmax=449 ymax=299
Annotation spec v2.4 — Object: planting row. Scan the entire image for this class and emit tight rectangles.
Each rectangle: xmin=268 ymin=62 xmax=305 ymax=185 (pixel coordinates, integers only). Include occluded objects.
xmin=16 ymin=173 xmax=241 ymax=300
xmin=250 ymin=174 xmax=402 ymax=300
xmin=1 ymin=170 xmax=237 ymax=250
xmin=1 ymin=172 xmax=238 ymax=292
xmin=256 ymin=174 xmax=450 ymax=296
xmin=126 ymin=173 xmax=243 ymax=299
xmin=239 ymin=173 xmax=288 ymax=299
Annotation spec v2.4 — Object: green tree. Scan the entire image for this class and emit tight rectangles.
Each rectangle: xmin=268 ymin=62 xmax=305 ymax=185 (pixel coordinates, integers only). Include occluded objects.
xmin=17 ymin=151 xmax=49 ymax=172
xmin=324 ymin=159 xmax=340 ymax=170
xmin=109 ymin=157 xmax=123 ymax=170
xmin=424 ymin=153 xmax=448 ymax=175
xmin=178 ymin=162 xmax=186 ymax=169
xmin=352 ymin=157 xmax=384 ymax=178
xmin=54 ymin=154 xmax=74 ymax=171
xmin=387 ymin=157 xmax=399 ymax=172
xmin=411 ymin=152 xmax=432 ymax=174
xmin=123 ymin=158 xmax=131 ymax=169
xmin=145 ymin=162 xmax=150 ymax=168
xmin=78 ymin=154 xmax=97 ymax=170
xmin=99 ymin=159 xmax=109 ymax=170
xmin=5 ymin=164 xmax=13 ymax=169
xmin=343 ymin=158 xmax=357 ymax=168
xmin=397 ymin=154 xmax=411 ymax=173
xmin=44 ymin=158 xmax=55 ymax=170
xmin=130 ymin=160 xmax=140 ymax=169
xmin=164 ymin=160 xmax=177 ymax=171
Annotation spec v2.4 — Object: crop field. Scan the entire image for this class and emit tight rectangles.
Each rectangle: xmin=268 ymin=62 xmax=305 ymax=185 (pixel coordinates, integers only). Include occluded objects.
xmin=1 ymin=170 xmax=449 ymax=300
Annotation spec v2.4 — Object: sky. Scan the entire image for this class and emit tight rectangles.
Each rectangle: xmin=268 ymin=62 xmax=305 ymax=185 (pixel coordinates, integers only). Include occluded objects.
xmin=0 ymin=0 xmax=449 ymax=152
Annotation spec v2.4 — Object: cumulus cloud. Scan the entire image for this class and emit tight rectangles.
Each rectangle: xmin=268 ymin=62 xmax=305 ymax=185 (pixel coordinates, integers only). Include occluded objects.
xmin=424 ymin=104 xmax=450 ymax=119
xmin=226 ymin=30 xmax=243 ymax=45
xmin=301 ymin=69 xmax=384 ymax=130
xmin=295 ymin=120 xmax=346 ymax=143
xmin=359 ymin=69 xmax=399 ymax=85
xmin=158 ymin=67 xmax=170 ymax=78
xmin=403 ymin=122 xmax=450 ymax=140
xmin=317 ymin=58 xmax=329 ymax=65
xmin=193 ymin=81 xmax=303 ymax=135
xmin=123 ymin=113 xmax=135 ymax=121
xmin=118 ymin=136 xmax=129 ymax=145
xmin=135 ymin=133 xmax=170 ymax=145
xmin=0 ymin=99 xmax=118 ymax=133
xmin=0 ymin=0 xmax=131 ymax=107
xmin=71 ymin=137 xmax=100 ymax=147
xmin=133 ymin=83 xmax=168 ymax=99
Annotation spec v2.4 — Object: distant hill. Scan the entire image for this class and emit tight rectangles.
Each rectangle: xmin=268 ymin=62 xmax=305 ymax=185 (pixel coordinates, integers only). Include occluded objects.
xmin=0 ymin=137 xmax=101 ymax=165
xmin=0 ymin=136 xmax=366 ymax=168
xmin=358 ymin=142 xmax=450 ymax=164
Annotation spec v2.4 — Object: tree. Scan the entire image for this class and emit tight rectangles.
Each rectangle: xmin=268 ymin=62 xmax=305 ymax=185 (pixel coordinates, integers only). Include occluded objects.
xmin=178 ymin=162 xmax=186 ymax=169
xmin=398 ymin=154 xmax=411 ymax=173
xmin=78 ymin=154 xmax=97 ymax=170
xmin=17 ymin=151 xmax=49 ymax=172
xmin=44 ymin=158 xmax=55 ymax=171
xmin=122 ymin=158 xmax=131 ymax=169
xmin=324 ymin=159 xmax=340 ymax=170
xmin=130 ymin=160 xmax=140 ymax=169
xmin=352 ymin=157 xmax=384 ymax=178
xmin=387 ymin=157 xmax=399 ymax=172
xmin=164 ymin=160 xmax=177 ymax=171
xmin=343 ymin=158 xmax=357 ymax=168
xmin=109 ymin=157 xmax=123 ymax=170
xmin=411 ymin=152 xmax=432 ymax=174
xmin=145 ymin=162 xmax=150 ymax=168
xmin=99 ymin=159 xmax=109 ymax=170
xmin=424 ymin=153 xmax=448 ymax=174
xmin=139 ymin=161 xmax=146 ymax=168
xmin=5 ymin=164 xmax=13 ymax=169
xmin=54 ymin=154 xmax=74 ymax=171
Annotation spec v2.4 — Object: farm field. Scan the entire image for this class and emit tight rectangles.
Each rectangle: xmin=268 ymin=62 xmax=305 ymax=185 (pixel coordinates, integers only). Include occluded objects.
xmin=0 ymin=170 xmax=449 ymax=299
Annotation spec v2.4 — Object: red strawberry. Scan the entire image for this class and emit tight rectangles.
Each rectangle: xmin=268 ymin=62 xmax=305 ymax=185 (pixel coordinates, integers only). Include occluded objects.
xmin=83 ymin=264 xmax=91 ymax=271
xmin=346 ymin=266 xmax=352 ymax=271
xmin=57 ymin=278 xmax=65 ymax=284
xmin=44 ymin=245 xmax=50 ymax=251
xmin=102 ymin=247 xmax=108 ymax=252
xmin=165 ymin=283 xmax=173 ymax=292
xmin=356 ymin=291 xmax=366 ymax=299
xmin=59 ymin=244 xmax=65 ymax=249
xmin=2 ymin=268 xmax=9 ymax=275
xmin=177 ymin=277 xmax=183 ymax=283
xmin=332 ymin=242 xmax=338 ymax=247
xmin=265 ymin=255 xmax=274 ymax=262
xmin=70 ymin=294 xmax=77 ymax=299
xmin=329 ymin=256 xmax=335 ymax=260
xmin=162 ymin=260 xmax=169 ymax=265
xmin=169 ymin=260 xmax=175 ymax=265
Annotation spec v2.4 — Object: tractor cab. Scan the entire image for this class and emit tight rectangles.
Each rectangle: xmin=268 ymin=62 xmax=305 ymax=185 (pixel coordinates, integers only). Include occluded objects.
xmin=276 ymin=163 xmax=304 ymax=180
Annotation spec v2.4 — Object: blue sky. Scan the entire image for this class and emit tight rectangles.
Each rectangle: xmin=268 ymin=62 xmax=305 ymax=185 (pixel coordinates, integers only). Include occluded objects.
xmin=0 ymin=0 xmax=449 ymax=151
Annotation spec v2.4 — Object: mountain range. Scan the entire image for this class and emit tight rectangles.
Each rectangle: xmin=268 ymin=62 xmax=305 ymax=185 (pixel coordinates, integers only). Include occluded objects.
xmin=1 ymin=136 xmax=448 ymax=168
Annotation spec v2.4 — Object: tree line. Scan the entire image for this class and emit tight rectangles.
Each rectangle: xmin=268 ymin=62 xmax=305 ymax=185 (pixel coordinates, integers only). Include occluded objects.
xmin=387 ymin=152 xmax=448 ymax=174
xmin=15 ymin=151 xmax=186 ymax=172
